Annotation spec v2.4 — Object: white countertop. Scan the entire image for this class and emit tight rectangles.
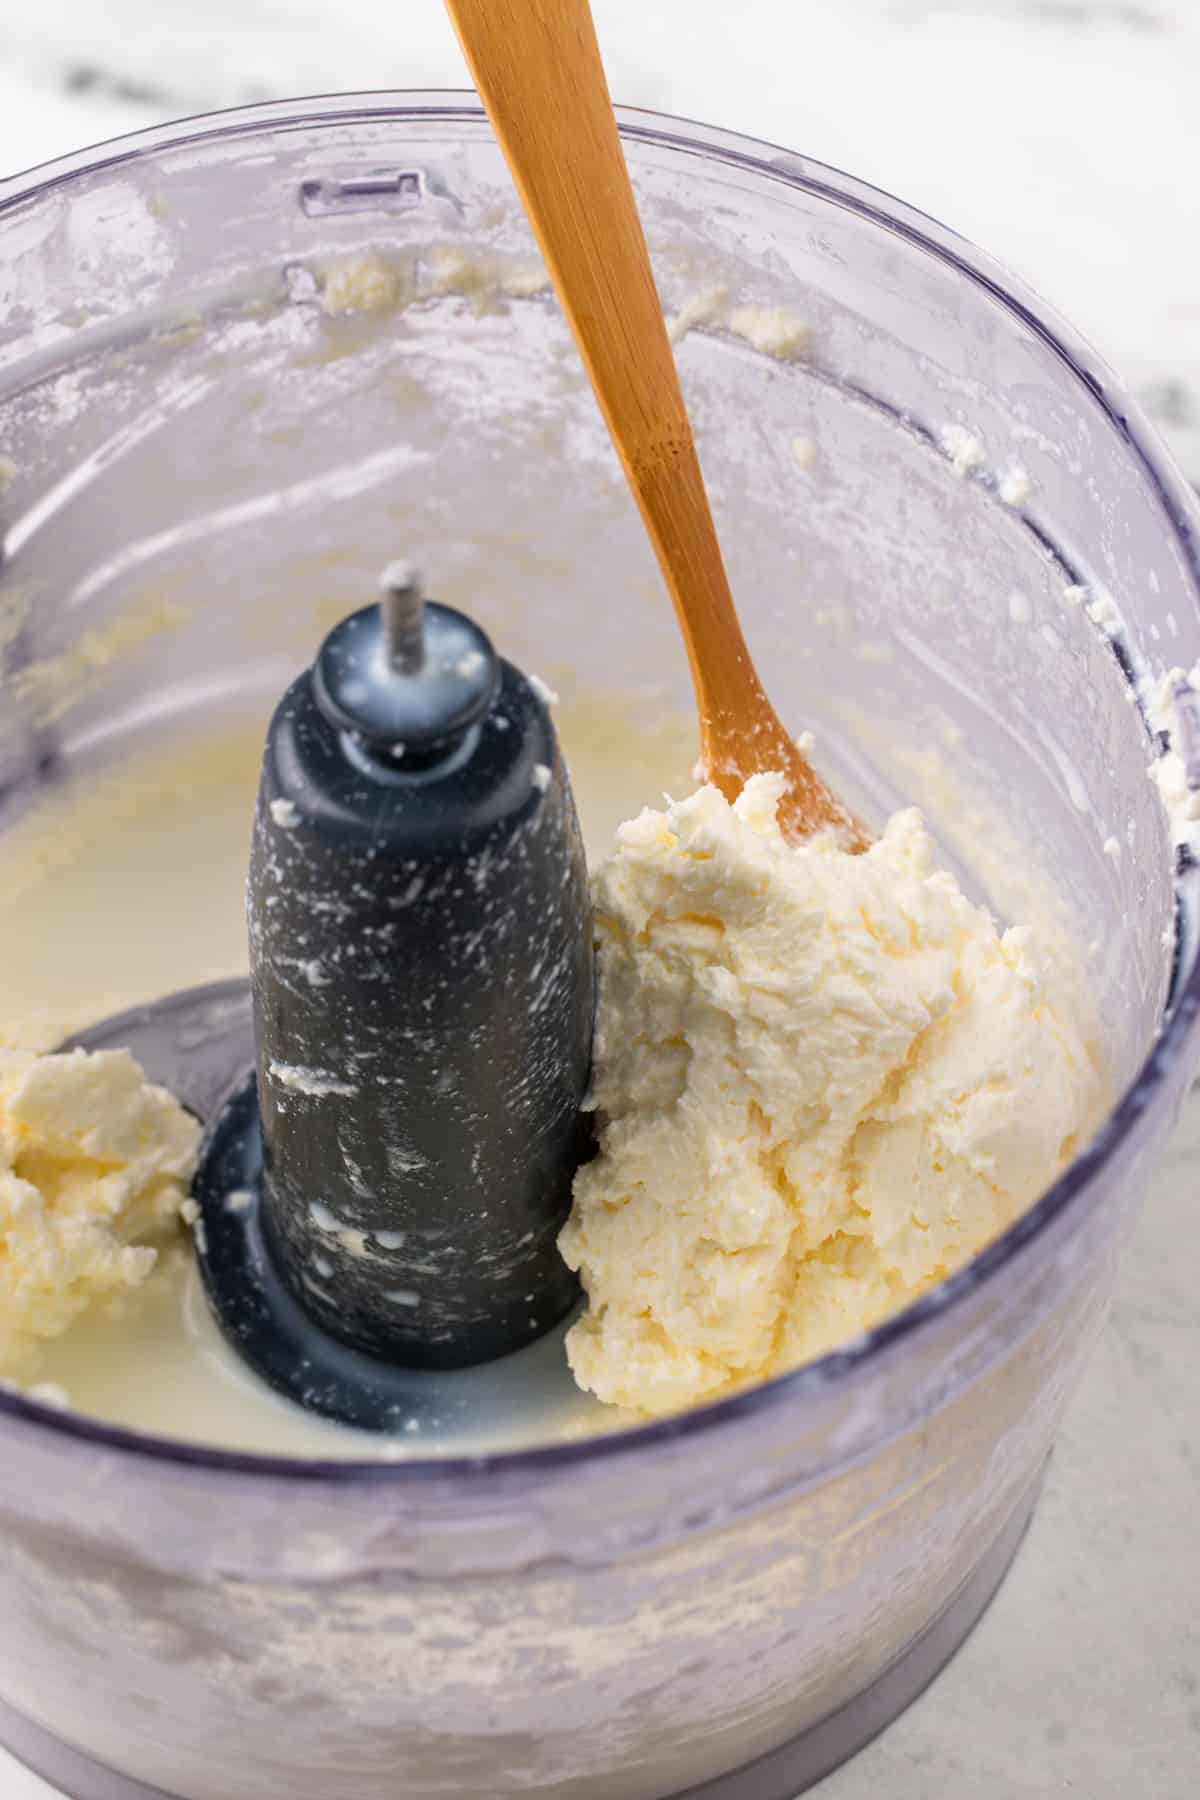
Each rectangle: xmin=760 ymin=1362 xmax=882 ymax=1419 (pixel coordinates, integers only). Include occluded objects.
xmin=1 ymin=2 xmax=1198 ymax=1795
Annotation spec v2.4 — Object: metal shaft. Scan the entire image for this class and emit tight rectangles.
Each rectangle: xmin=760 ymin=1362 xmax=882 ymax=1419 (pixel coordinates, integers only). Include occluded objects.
xmin=379 ymin=562 xmax=426 ymax=676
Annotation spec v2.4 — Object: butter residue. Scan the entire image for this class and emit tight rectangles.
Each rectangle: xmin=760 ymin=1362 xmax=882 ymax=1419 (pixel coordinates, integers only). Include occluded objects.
xmin=0 ymin=580 xmax=28 ymax=658
xmin=318 ymin=251 xmax=817 ymax=378
xmin=320 ymin=247 xmax=551 ymax=320
xmin=998 ymin=465 xmax=1033 ymax=507
xmin=560 ymin=776 xmax=1109 ymax=1417
xmin=1149 ymin=665 xmax=1200 ymax=854
xmin=428 ymin=247 xmax=551 ymax=306
xmin=322 ymin=253 xmax=415 ymax=316
xmin=939 ymin=424 xmax=986 ymax=476
xmin=0 ymin=1048 xmax=199 ymax=1386
xmin=269 ymin=1062 xmax=357 ymax=1099
xmin=666 ymin=285 xmax=731 ymax=346
xmin=666 ymin=287 xmax=812 ymax=362
xmin=11 ymin=595 xmax=191 ymax=725
xmin=728 ymin=305 xmax=811 ymax=360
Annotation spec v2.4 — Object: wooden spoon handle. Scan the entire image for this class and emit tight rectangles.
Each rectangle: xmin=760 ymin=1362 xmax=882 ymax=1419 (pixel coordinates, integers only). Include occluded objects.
xmin=444 ymin=0 xmax=754 ymax=731
xmin=445 ymin=0 xmax=863 ymax=844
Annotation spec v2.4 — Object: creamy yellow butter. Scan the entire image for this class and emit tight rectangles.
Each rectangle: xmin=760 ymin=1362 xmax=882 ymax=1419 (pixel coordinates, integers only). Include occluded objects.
xmin=0 ymin=1048 xmax=199 ymax=1385
xmin=560 ymin=774 xmax=1110 ymax=1416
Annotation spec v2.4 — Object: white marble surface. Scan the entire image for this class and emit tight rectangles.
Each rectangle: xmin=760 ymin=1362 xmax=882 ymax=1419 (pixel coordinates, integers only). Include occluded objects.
xmin=1 ymin=1 xmax=1198 ymax=1795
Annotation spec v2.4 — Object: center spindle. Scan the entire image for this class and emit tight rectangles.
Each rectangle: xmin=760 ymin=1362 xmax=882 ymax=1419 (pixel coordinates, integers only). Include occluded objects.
xmin=191 ymin=567 xmax=594 ymax=1425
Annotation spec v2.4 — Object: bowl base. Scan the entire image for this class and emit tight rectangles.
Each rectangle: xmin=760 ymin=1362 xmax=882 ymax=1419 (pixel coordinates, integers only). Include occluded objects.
xmin=0 ymin=1467 xmax=1041 ymax=1800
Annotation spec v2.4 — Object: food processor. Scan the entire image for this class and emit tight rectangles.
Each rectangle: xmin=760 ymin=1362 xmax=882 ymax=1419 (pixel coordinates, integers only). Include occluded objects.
xmin=0 ymin=93 xmax=1197 ymax=1800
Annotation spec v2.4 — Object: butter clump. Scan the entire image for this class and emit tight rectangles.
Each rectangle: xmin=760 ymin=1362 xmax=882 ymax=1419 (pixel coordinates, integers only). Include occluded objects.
xmin=0 ymin=1049 xmax=199 ymax=1384
xmin=560 ymin=775 xmax=1109 ymax=1416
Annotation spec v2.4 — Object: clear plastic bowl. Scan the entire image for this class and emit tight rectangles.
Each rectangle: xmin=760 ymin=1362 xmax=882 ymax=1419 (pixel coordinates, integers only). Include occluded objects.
xmin=0 ymin=95 xmax=1197 ymax=1800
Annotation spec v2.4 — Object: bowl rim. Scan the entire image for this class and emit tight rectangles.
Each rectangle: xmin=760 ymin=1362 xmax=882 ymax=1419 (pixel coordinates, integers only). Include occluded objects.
xmin=2 ymin=89 xmax=1198 ymax=1491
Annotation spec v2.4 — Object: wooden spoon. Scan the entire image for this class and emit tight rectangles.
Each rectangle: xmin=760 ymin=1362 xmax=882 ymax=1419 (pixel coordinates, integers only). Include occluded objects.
xmin=445 ymin=0 xmax=865 ymax=847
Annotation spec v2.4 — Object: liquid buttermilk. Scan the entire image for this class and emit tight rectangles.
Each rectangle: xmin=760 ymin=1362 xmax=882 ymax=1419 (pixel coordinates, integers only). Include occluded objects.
xmin=0 ymin=690 xmax=696 ymax=1457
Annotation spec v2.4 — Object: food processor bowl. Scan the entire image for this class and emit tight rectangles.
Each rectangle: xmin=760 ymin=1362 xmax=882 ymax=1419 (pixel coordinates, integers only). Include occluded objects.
xmin=0 ymin=96 xmax=1197 ymax=1800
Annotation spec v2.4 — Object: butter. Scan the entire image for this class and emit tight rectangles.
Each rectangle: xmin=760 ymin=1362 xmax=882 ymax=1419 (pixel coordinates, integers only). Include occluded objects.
xmin=0 ymin=1048 xmax=199 ymax=1385
xmin=559 ymin=776 xmax=1110 ymax=1416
